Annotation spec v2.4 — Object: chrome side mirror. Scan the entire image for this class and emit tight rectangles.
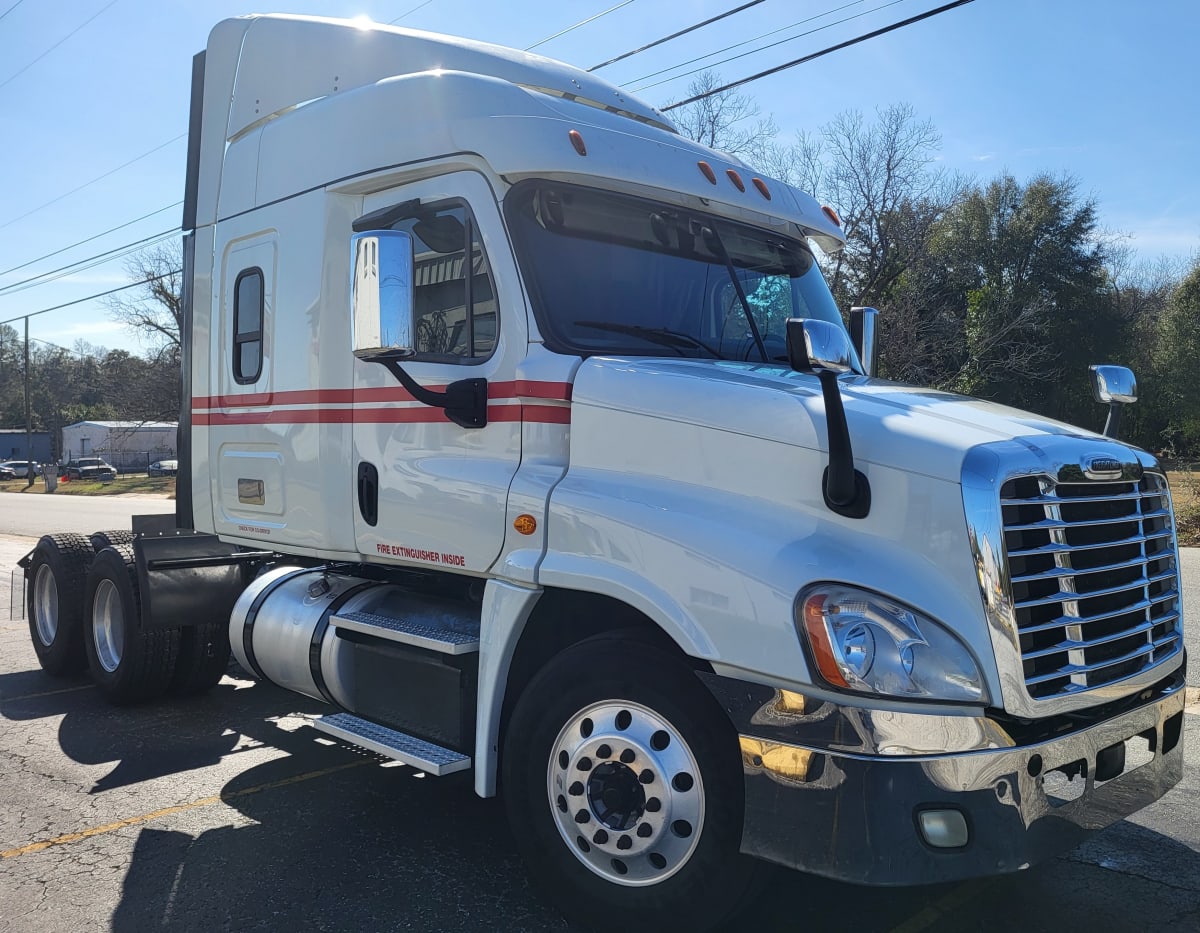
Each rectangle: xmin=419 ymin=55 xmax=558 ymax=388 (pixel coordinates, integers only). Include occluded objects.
xmin=1089 ymin=365 xmax=1137 ymax=404
xmin=1088 ymin=364 xmax=1137 ymax=440
xmin=351 ymin=230 xmax=415 ymax=360
xmin=849 ymin=306 xmax=879 ymax=378
xmin=786 ymin=318 xmax=856 ymax=375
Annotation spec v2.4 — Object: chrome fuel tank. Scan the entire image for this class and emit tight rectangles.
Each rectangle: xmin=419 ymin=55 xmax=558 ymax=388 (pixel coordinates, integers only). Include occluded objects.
xmin=229 ymin=566 xmax=403 ymax=706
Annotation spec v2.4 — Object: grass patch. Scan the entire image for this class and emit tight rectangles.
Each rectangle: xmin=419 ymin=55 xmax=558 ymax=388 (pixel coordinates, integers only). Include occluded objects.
xmin=0 ymin=476 xmax=175 ymax=497
xmin=1167 ymin=469 xmax=1200 ymax=547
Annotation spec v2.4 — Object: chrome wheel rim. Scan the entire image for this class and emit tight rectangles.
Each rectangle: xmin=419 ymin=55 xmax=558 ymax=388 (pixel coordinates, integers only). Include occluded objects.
xmin=547 ymin=700 xmax=704 ymax=887
xmin=91 ymin=579 xmax=124 ymax=673
xmin=33 ymin=564 xmax=59 ymax=646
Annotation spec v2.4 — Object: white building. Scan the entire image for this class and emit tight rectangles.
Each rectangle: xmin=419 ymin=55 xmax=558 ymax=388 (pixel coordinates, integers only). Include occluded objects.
xmin=61 ymin=421 xmax=177 ymax=471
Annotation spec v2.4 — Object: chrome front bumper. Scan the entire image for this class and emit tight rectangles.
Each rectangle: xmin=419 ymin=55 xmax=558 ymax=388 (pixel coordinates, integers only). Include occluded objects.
xmin=701 ymin=669 xmax=1187 ymax=885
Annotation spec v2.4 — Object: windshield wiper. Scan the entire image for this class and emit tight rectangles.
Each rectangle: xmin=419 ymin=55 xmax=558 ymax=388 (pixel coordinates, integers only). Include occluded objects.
xmin=701 ymin=224 xmax=768 ymax=363
xmin=575 ymin=321 xmax=724 ymax=358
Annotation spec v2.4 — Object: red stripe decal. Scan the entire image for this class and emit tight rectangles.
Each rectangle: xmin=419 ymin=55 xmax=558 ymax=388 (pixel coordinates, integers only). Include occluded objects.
xmin=192 ymin=380 xmax=572 ymax=410
xmin=194 ymin=405 xmax=571 ymax=427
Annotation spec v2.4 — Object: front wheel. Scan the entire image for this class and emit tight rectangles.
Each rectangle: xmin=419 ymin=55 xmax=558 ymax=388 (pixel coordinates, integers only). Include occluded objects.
xmin=502 ymin=633 xmax=764 ymax=933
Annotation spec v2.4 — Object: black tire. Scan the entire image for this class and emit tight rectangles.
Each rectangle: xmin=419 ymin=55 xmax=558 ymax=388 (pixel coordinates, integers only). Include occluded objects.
xmin=502 ymin=632 xmax=764 ymax=933
xmin=26 ymin=533 xmax=94 ymax=675
xmin=170 ymin=622 xmax=231 ymax=695
xmin=89 ymin=530 xmax=134 ymax=551
xmin=83 ymin=545 xmax=180 ymax=704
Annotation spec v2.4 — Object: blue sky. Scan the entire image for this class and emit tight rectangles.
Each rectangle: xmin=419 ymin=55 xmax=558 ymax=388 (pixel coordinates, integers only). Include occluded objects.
xmin=0 ymin=0 xmax=1196 ymax=357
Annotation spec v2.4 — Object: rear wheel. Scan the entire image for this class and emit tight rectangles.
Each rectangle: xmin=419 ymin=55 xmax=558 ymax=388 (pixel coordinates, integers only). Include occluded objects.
xmin=89 ymin=530 xmax=134 ymax=551
xmin=26 ymin=534 xmax=94 ymax=675
xmin=84 ymin=545 xmax=180 ymax=704
xmin=502 ymin=632 xmax=764 ymax=933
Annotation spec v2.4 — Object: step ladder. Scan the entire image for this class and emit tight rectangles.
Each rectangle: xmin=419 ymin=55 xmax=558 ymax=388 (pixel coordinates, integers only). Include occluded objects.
xmin=313 ymin=713 xmax=471 ymax=776
xmin=329 ymin=608 xmax=480 ymax=654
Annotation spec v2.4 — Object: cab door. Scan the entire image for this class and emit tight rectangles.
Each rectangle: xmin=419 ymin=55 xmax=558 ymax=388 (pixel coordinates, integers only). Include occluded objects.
xmin=351 ymin=172 xmax=526 ymax=573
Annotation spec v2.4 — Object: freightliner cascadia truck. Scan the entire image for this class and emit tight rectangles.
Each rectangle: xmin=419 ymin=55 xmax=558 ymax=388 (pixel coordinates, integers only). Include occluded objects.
xmin=18 ymin=15 xmax=1187 ymax=932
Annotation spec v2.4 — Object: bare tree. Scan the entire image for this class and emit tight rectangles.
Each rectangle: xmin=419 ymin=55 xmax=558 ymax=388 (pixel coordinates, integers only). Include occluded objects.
xmin=104 ymin=239 xmax=183 ymax=363
xmin=768 ymin=104 xmax=963 ymax=308
xmin=669 ymin=71 xmax=778 ymax=159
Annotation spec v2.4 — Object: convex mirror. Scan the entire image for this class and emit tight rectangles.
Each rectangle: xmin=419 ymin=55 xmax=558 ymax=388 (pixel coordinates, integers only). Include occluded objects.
xmin=786 ymin=318 xmax=857 ymax=375
xmin=1089 ymin=364 xmax=1137 ymax=405
xmin=351 ymin=229 xmax=415 ymax=360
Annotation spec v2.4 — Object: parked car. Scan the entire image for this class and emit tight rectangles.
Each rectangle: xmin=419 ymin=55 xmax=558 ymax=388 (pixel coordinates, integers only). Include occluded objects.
xmin=148 ymin=459 xmax=178 ymax=477
xmin=66 ymin=458 xmax=117 ymax=480
xmin=0 ymin=460 xmax=40 ymax=479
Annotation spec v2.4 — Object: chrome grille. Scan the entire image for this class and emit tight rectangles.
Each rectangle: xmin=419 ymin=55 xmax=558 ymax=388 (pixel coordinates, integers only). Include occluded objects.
xmin=1001 ymin=472 xmax=1182 ymax=700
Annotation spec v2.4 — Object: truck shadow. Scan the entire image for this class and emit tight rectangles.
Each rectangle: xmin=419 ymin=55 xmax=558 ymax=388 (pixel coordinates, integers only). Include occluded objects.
xmin=5 ymin=668 xmax=1197 ymax=932
xmin=0 ymin=666 xmax=300 ymax=793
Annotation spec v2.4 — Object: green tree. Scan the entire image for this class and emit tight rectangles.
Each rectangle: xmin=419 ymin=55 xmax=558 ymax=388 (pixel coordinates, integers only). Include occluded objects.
xmin=923 ymin=173 xmax=1123 ymax=426
xmin=1150 ymin=259 xmax=1200 ymax=454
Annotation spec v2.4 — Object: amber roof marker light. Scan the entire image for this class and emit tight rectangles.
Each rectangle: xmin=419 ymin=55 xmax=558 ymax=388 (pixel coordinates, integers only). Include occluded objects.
xmin=751 ymin=177 xmax=771 ymax=200
xmin=821 ymin=204 xmax=842 ymax=226
xmin=568 ymin=129 xmax=587 ymax=156
xmin=697 ymin=161 xmax=717 ymax=185
xmin=726 ymin=169 xmax=745 ymax=192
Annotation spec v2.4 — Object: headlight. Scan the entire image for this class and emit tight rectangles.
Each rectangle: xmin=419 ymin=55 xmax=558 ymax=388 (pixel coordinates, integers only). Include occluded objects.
xmin=796 ymin=584 xmax=988 ymax=703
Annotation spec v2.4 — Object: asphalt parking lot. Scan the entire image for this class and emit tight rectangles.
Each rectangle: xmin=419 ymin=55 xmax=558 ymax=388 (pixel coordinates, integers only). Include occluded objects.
xmin=1 ymin=533 xmax=1198 ymax=933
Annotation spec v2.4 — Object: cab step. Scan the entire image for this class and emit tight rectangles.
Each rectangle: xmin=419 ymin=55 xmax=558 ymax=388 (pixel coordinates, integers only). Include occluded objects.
xmin=312 ymin=712 xmax=471 ymax=776
xmin=330 ymin=607 xmax=480 ymax=655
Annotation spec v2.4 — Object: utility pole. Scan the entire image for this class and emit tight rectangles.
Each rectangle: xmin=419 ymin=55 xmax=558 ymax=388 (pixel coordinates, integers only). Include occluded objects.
xmin=24 ymin=316 xmax=34 ymax=487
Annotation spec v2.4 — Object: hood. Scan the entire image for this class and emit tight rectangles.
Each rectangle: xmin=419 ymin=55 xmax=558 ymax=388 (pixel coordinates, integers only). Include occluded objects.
xmin=571 ymin=357 xmax=1134 ymax=484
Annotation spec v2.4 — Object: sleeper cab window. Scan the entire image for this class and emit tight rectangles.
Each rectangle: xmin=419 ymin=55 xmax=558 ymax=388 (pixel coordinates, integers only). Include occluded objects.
xmin=388 ymin=202 xmax=497 ymax=362
xmin=233 ymin=267 xmax=264 ymax=384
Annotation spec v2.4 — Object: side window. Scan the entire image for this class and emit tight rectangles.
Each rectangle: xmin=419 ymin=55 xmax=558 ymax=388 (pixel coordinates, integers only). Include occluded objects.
xmin=233 ymin=268 xmax=264 ymax=383
xmin=389 ymin=202 xmax=497 ymax=361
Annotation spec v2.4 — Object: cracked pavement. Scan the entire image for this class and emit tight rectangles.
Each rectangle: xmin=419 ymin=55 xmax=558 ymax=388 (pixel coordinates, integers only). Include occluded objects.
xmin=0 ymin=532 xmax=1197 ymax=932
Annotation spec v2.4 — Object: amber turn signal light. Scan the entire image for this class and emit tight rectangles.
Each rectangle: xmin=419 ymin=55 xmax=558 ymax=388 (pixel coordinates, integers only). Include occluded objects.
xmin=801 ymin=594 xmax=849 ymax=688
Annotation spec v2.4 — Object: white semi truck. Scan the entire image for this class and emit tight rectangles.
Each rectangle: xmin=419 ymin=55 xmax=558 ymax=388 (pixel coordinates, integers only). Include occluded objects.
xmin=20 ymin=15 xmax=1187 ymax=932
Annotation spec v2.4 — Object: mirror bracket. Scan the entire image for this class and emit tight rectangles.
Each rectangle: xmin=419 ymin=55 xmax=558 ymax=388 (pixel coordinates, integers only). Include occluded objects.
xmin=1088 ymin=364 xmax=1137 ymax=441
xmin=816 ymin=370 xmax=871 ymax=518
xmin=787 ymin=319 xmax=871 ymax=519
xmin=381 ymin=360 xmax=488 ymax=429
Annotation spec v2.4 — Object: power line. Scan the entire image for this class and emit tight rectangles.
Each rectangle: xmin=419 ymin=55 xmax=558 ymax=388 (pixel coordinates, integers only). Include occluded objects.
xmin=0 ymin=228 xmax=177 ymax=298
xmin=388 ymin=0 xmax=436 ymax=25
xmin=27 ymin=334 xmax=83 ymax=356
xmin=0 ymin=270 xmax=180 ymax=328
xmin=0 ymin=202 xmax=181 ymax=279
xmin=0 ymin=133 xmax=185 ymax=232
xmin=621 ymin=0 xmax=871 ymax=86
xmin=633 ymin=0 xmax=902 ymax=92
xmin=526 ymin=0 xmax=640 ymax=52
xmin=589 ymin=0 xmax=767 ymax=72
xmin=0 ymin=0 xmax=27 ymax=24
xmin=662 ymin=0 xmax=976 ymax=110
xmin=0 ymin=0 xmax=121 ymax=92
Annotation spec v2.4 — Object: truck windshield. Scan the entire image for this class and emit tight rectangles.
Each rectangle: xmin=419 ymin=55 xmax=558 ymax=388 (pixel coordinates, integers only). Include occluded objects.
xmin=505 ymin=180 xmax=846 ymax=362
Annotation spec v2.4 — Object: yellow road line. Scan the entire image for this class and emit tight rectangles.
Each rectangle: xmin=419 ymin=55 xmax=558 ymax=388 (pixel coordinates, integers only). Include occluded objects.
xmin=889 ymin=879 xmax=997 ymax=933
xmin=1 ymin=759 xmax=368 ymax=860
xmin=2 ymin=683 xmax=95 ymax=702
